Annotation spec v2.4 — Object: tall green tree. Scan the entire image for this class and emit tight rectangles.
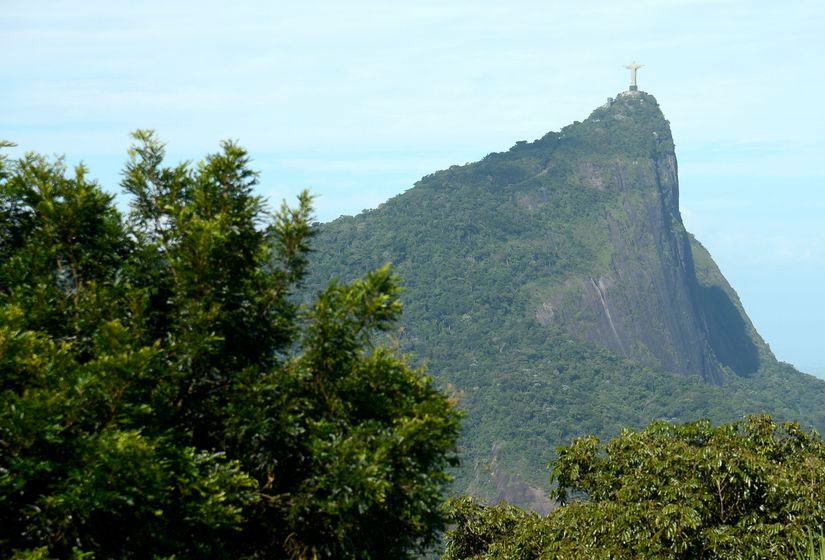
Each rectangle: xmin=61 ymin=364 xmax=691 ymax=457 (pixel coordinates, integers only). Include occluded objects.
xmin=0 ymin=133 xmax=460 ymax=559
xmin=443 ymin=415 xmax=825 ymax=559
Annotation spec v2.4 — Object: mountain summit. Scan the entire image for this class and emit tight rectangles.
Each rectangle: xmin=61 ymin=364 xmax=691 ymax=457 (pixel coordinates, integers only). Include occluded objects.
xmin=307 ymin=92 xmax=825 ymax=510
xmin=501 ymin=90 xmax=764 ymax=384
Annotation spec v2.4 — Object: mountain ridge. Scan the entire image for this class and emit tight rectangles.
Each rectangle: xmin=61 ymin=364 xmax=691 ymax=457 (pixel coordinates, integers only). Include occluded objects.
xmin=305 ymin=91 xmax=825 ymax=509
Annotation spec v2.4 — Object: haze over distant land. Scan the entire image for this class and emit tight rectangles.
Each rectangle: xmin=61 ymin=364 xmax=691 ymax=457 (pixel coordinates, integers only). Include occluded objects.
xmin=3 ymin=1 xmax=824 ymax=368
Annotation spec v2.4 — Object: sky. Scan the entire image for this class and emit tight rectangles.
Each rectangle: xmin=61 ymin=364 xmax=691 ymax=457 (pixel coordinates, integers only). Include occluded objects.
xmin=3 ymin=0 xmax=824 ymax=372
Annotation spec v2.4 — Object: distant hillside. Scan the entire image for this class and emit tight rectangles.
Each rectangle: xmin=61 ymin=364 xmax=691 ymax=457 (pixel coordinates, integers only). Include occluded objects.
xmin=305 ymin=91 xmax=825 ymax=511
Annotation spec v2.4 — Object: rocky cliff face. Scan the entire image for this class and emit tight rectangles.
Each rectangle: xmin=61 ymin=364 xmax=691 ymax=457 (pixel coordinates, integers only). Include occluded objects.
xmin=525 ymin=92 xmax=763 ymax=383
xmin=306 ymin=91 xmax=823 ymax=508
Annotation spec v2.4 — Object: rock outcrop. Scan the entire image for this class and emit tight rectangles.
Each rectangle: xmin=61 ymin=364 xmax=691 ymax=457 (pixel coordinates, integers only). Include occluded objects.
xmin=521 ymin=92 xmax=764 ymax=383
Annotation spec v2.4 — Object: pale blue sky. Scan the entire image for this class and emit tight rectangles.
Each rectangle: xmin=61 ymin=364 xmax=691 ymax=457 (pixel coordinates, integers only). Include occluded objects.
xmin=3 ymin=0 xmax=824 ymax=371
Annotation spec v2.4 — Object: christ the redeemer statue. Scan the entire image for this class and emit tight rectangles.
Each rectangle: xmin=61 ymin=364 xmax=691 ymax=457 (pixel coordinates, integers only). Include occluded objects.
xmin=624 ymin=61 xmax=643 ymax=91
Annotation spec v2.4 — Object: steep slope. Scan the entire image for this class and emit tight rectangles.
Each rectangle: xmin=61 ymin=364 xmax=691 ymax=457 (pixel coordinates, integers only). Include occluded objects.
xmin=306 ymin=91 xmax=825 ymax=510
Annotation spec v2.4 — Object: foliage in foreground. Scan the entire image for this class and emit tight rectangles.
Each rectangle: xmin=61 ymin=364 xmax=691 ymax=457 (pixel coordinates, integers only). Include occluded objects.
xmin=443 ymin=415 xmax=825 ymax=559
xmin=796 ymin=530 xmax=825 ymax=560
xmin=0 ymin=134 xmax=460 ymax=559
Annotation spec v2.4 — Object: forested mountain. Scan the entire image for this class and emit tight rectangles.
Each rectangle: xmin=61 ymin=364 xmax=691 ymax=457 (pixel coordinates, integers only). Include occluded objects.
xmin=306 ymin=91 xmax=825 ymax=511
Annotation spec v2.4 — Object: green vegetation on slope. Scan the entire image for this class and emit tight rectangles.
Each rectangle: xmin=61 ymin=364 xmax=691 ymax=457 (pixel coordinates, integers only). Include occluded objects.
xmin=307 ymin=92 xmax=825 ymax=506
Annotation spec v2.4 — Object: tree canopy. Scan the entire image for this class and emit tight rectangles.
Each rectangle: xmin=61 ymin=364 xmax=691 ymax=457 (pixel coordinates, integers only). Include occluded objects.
xmin=0 ymin=133 xmax=460 ymax=559
xmin=443 ymin=415 xmax=825 ymax=559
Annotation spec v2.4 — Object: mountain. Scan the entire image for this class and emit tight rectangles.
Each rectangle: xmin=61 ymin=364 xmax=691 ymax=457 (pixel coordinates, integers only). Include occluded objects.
xmin=305 ymin=91 xmax=825 ymax=512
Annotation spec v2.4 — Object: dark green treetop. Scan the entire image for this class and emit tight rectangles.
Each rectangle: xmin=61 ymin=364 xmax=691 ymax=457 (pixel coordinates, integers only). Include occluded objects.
xmin=443 ymin=415 xmax=825 ymax=559
xmin=0 ymin=133 xmax=460 ymax=559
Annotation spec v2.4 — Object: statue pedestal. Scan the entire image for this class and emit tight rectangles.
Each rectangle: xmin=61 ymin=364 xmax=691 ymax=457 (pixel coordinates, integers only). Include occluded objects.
xmin=629 ymin=85 xmax=638 ymax=91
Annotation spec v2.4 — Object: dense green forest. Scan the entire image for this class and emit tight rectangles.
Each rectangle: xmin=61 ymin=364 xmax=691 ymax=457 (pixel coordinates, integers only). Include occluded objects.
xmin=306 ymin=92 xmax=825 ymax=507
xmin=0 ymin=135 xmax=459 ymax=559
